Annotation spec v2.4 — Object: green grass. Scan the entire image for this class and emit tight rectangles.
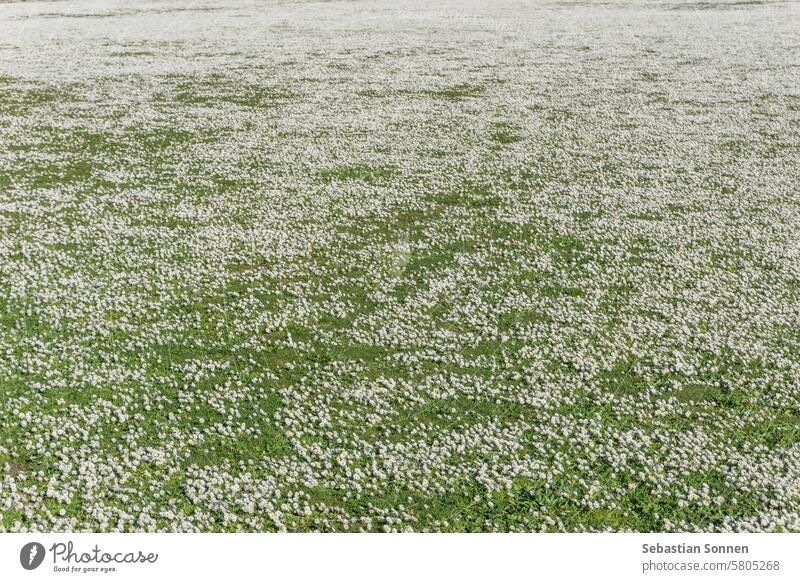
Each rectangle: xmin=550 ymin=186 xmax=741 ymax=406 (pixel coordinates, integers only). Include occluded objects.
xmin=1 ymin=3 xmax=798 ymax=532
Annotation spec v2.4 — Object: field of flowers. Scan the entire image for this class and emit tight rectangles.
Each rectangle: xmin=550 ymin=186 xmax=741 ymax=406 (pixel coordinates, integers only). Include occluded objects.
xmin=1 ymin=0 xmax=799 ymax=532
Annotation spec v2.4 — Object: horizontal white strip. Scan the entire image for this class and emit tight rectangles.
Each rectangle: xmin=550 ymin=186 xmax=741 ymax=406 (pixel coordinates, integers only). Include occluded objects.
xmin=1 ymin=533 xmax=798 ymax=581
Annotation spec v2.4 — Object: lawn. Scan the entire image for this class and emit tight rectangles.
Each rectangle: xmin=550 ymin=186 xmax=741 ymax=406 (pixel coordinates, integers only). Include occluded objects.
xmin=0 ymin=0 xmax=799 ymax=532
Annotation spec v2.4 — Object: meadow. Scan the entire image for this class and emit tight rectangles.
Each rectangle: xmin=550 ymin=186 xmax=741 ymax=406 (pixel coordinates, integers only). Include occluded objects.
xmin=0 ymin=0 xmax=799 ymax=532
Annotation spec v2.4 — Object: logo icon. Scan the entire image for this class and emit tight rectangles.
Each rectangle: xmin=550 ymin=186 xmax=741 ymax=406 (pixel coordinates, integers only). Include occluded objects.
xmin=20 ymin=542 xmax=46 ymax=570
